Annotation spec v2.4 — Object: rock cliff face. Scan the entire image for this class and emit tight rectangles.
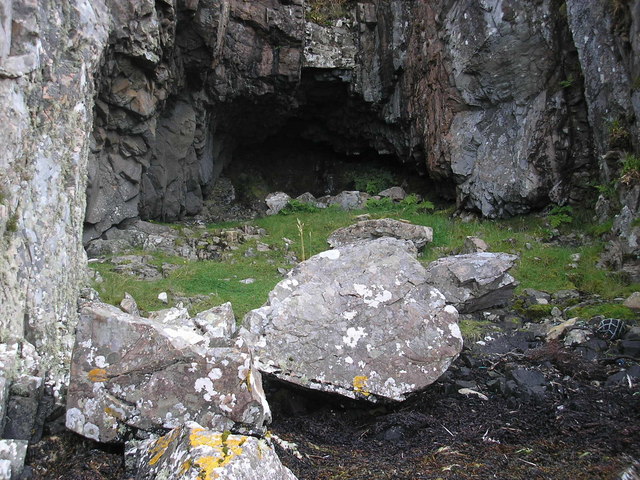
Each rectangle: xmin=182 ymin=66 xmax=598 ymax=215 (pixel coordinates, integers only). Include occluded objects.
xmin=0 ymin=0 xmax=109 ymax=385
xmin=1 ymin=0 xmax=639 ymax=394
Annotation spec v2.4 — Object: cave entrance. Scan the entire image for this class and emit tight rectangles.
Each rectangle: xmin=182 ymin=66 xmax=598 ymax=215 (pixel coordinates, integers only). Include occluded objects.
xmin=220 ymin=69 xmax=433 ymax=209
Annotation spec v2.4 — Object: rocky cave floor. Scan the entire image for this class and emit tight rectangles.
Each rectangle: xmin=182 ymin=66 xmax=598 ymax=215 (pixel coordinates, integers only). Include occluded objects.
xmin=25 ymin=325 xmax=639 ymax=480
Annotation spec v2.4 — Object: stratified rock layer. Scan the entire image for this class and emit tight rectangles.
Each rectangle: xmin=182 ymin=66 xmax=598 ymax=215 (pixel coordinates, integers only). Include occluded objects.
xmin=327 ymin=218 xmax=433 ymax=250
xmin=242 ymin=238 xmax=463 ymax=402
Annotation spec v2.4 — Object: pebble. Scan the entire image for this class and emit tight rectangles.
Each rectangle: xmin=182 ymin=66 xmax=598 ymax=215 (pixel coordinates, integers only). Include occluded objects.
xmin=157 ymin=292 xmax=168 ymax=303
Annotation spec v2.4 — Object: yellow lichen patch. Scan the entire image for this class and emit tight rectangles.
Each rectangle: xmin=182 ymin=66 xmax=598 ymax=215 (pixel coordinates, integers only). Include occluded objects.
xmin=178 ymin=458 xmax=193 ymax=476
xmin=104 ymin=406 xmax=123 ymax=419
xmin=187 ymin=428 xmax=247 ymax=479
xmin=353 ymin=375 xmax=370 ymax=396
xmin=148 ymin=428 xmax=181 ymax=466
xmin=87 ymin=368 xmax=108 ymax=382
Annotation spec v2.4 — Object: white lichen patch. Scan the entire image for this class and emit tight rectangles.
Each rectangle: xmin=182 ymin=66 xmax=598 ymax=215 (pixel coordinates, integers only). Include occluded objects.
xmin=344 ymin=356 xmax=353 ymax=364
xmin=444 ymin=305 xmax=458 ymax=315
xmin=448 ymin=322 xmax=463 ymax=340
xmin=341 ymin=310 xmax=357 ymax=321
xmin=342 ymin=327 xmax=367 ymax=348
xmin=194 ymin=378 xmax=216 ymax=402
xmin=318 ymin=250 xmax=341 ymax=260
xmin=94 ymin=355 xmax=108 ymax=368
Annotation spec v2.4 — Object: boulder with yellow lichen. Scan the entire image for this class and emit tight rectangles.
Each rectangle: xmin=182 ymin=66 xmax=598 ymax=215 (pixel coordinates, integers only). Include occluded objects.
xmin=132 ymin=422 xmax=298 ymax=480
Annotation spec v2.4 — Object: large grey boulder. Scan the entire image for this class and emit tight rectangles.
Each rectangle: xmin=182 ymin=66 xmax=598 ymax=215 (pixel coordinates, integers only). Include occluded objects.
xmin=327 ymin=218 xmax=433 ymax=250
xmin=265 ymin=192 xmax=292 ymax=216
xmin=424 ymin=253 xmax=518 ymax=313
xmin=133 ymin=422 xmax=297 ymax=480
xmin=242 ymin=237 xmax=463 ymax=402
xmin=66 ymin=302 xmax=270 ymax=443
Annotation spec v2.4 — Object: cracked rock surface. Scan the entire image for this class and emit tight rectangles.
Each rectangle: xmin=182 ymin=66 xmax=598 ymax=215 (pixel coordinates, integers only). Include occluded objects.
xmin=241 ymin=237 xmax=463 ymax=402
xmin=66 ymin=302 xmax=270 ymax=443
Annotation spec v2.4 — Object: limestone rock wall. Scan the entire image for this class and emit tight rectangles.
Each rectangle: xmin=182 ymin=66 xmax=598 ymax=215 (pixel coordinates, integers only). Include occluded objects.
xmin=0 ymin=0 xmax=109 ymax=385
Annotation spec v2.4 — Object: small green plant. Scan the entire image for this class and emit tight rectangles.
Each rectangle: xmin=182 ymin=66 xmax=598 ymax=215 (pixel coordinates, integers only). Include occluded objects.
xmin=352 ymin=168 xmax=396 ymax=195
xmin=608 ymin=117 xmax=631 ymax=148
xmin=559 ymin=75 xmax=574 ymax=88
xmin=620 ymin=153 xmax=640 ymax=185
xmin=592 ymin=180 xmax=617 ymax=200
xmin=279 ymin=199 xmax=321 ymax=215
xmin=547 ymin=205 xmax=573 ymax=229
xmin=5 ymin=212 xmax=18 ymax=233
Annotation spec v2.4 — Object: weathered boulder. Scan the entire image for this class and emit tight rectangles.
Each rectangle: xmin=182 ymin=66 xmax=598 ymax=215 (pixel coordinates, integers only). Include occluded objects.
xmin=66 ymin=302 xmax=269 ymax=443
xmin=133 ymin=422 xmax=297 ymax=480
xmin=0 ymin=440 xmax=27 ymax=480
xmin=378 ymin=186 xmax=407 ymax=201
xmin=461 ymin=236 xmax=489 ymax=254
xmin=424 ymin=253 xmax=518 ymax=313
xmin=242 ymin=237 xmax=462 ymax=402
xmin=327 ymin=218 xmax=433 ymax=251
xmin=265 ymin=192 xmax=292 ymax=216
xmin=326 ymin=191 xmax=370 ymax=210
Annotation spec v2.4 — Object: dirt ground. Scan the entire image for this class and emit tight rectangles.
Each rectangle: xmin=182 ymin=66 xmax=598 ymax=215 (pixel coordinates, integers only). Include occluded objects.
xmin=27 ymin=334 xmax=639 ymax=480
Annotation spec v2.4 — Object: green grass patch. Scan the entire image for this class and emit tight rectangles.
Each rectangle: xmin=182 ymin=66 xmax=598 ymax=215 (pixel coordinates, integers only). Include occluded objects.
xmin=566 ymin=303 xmax=638 ymax=321
xmin=89 ymin=202 xmax=640 ymax=321
xmin=458 ymin=318 xmax=494 ymax=342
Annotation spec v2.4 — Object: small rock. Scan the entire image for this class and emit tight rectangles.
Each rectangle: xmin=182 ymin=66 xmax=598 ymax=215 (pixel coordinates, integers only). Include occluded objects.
xmin=0 ymin=439 xmax=28 ymax=479
xmin=551 ymin=307 xmax=562 ymax=318
xmin=157 ymin=292 xmax=168 ymax=303
xmin=257 ymin=243 xmax=270 ymax=252
xmin=623 ymin=292 xmax=640 ymax=310
xmin=618 ymin=340 xmax=640 ymax=358
xmin=244 ymin=248 xmax=257 ymax=258
xmin=546 ymin=318 xmax=577 ymax=341
xmin=240 ymin=278 xmax=255 ymax=285
xmin=120 ymin=293 xmax=140 ymax=316
xmin=378 ymin=186 xmax=407 ymax=201
xmin=277 ymin=267 xmax=288 ymax=276
xmin=570 ymin=253 xmax=581 ymax=262
xmin=265 ymin=192 xmax=292 ymax=216
xmin=461 ymin=236 xmax=489 ymax=254
xmin=563 ymin=328 xmax=592 ymax=347
xmin=458 ymin=388 xmax=489 ymax=401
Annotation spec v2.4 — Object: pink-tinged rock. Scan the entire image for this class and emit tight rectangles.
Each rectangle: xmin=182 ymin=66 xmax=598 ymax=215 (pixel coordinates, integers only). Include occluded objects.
xmin=66 ymin=302 xmax=270 ymax=443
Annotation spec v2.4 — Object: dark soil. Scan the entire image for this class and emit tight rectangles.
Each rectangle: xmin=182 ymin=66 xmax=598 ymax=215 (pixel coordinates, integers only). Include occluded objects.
xmin=26 ymin=333 xmax=639 ymax=480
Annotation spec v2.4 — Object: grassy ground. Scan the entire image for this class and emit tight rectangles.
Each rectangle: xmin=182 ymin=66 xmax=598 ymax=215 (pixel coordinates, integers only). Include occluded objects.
xmin=90 ymin=200 xmax=640 ymax=321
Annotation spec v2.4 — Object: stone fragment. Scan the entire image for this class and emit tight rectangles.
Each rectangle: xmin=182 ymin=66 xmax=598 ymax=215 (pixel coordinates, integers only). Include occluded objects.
xmin=623 ymin=292 xmax=640 ymax=311
xmin=546 ymin=318 xmax=577 ymax=342
xmin=520 ymin=289 xmax=551 ymax=306
xmin=377 ymin=186 xmax=406 ymax=201
xmin=265 ymin=192 xmax=291 ymax=216
xmin=133 ymin=422 xmax=298 ymax=480
xmin=192 ymin=303 xmax=236 ymax=344
xmin=66 ymin=302 xmax=270 ymax=443
xmin=0 ymin=440 xmax=27 ymax=480
xmin=327 ymin=218 xmax=433 ymax=250
xmin=158 ymin=292 xmax=168 ymax=303
xmin=242 ymin=237 xmax=462 ymax=402
xmin=508 ymin=368 xmax=548 ymax=403
xmin=120 ymin=292 xmax=140 ymax=316
xmin=327 ymin=191 xmax=370 ymax=210
xmin=563 ymin=328 xmax=592 ymax=347
xmin=424 ymin=253 xmax=518 ymax=313
xmin=3 ymin=376 xmax=43 ymax=441
xmin=461 ymin=236 xmax=489 ymax=254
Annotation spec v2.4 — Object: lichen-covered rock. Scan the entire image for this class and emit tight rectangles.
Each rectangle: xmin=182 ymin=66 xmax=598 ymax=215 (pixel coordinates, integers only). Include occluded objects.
xmin=0 ymin=440 xmax=27 ymax=480
xmin=265 ymin=192 xmax=292 ymax=216
xmin=66 ymin=302 xmax=270 ymax=443
xmin=327 ymin=218 xmax=433 ymax=251
xmin=242 ymin=237 xmax=462 ymax=402
xmin=133 ymin=422 xmax=297 ymax=480
xmin=424 ymin=253 xmax=518 ymax=313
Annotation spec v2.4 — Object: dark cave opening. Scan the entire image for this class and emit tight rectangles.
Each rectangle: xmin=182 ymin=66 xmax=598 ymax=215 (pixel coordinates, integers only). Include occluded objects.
xmin=218 ymin=69 xmax=438 ymax=208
